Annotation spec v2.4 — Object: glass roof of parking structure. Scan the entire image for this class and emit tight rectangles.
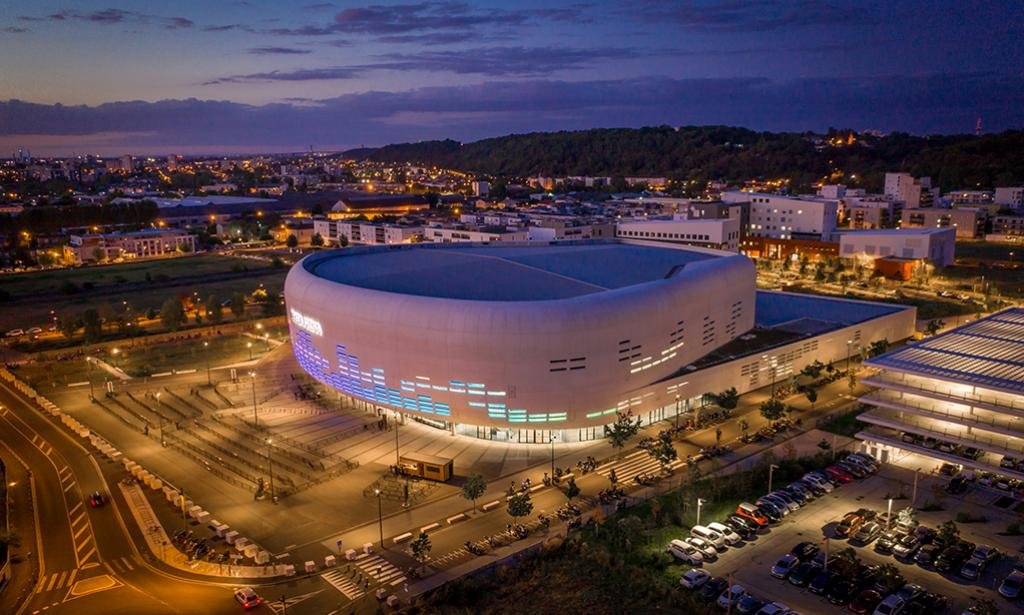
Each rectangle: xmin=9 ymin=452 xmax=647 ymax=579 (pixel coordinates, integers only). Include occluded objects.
xmin=303 ymin=240 xmax=723 ymax=301
xmin=867 ymin=308 xmax=1024 ymax=395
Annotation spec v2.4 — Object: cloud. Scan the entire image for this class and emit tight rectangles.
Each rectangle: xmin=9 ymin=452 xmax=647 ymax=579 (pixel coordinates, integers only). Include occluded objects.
xmin=4 ymin=72 xmax=1023 ymax=155
xmin=248 ymin=46 xmax=313 ymax=55
xmin=203 ymin=23 xmax=255 ymax=32
xmin=629 ymin=0 xmax=876 ymax=31
xmin=20 ymin=8 xmax=193 ymax=29
xmin=303 ymin=2 xmax=336 ymax=9
xmin=2 ymin=26 xmax=30 ymax=33
xmin=205 ymin=45 xmax=642 ymax=83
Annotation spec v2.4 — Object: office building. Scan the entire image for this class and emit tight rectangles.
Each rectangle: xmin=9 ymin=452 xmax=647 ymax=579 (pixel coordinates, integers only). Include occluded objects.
xmin=837 ymin=228 xmax=956 ymax=267
xmin=722 ymin=191 xmax=838 ymax=241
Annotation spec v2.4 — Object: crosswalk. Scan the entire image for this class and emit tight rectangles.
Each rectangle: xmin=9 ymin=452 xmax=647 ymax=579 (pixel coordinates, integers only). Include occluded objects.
xmin=595 ymin=449 xmax=686 ymax=482
xmin=36 ymin=569 xmax=78 ymax=594
xmin=320 ymin=552 xmax=408 ymax=601
xmin=430 ymin=547 xmax=472 ymax=570
xmin=107 ymin=556 xmax=137 ymax=574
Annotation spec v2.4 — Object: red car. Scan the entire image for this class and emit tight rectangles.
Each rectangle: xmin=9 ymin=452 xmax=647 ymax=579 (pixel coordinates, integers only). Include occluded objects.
xmin=88 ymin=491 xmax=105 ymax=507
xmin=825 ymin=466 xmax=854 ymax=483
xmin=848 ymin=588 xmax=882 ymax=614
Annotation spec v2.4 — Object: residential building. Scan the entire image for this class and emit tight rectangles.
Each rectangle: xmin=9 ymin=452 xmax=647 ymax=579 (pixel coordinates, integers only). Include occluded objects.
xmin=994 ymin=187 xmax=1024 ymax=208
xmin=312 ymin=218 xmax=422 ymax=246
xmin=900 ymin=207 xmax=987 ymax=239
xmin=615 ymin=216 xmax=741 ymax=251
xmin=884 ymin=173 xmax=936 ymax=208
xmin=422 ymin=224 xmax=529 ymax=243
xmin=65 ymin=229 xmax=195 ymax=264
xmin=837 ymin=228 xmax=955 ymax=267
xmin=989 ymin=214 xmax=1024 ymax=241
xmin=471 ymin=181 xmax=490 ymax=197
xmin=721 ymin=191 xmax=837 ymax=241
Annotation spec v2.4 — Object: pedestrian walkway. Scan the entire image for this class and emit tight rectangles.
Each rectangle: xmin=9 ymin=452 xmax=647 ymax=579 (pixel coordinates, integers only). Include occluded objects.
xmin=354 ymin=552 xmax=406 ymax=587
xmin=595 ymin=449 xmax=686 ymax=482
xmin=107 ymin=555 xmax=138 ymax=574
xmin=35 ymin=569 xmax=78 ymax=595
xmin=320 ymin=568 xmax=364 ymax=600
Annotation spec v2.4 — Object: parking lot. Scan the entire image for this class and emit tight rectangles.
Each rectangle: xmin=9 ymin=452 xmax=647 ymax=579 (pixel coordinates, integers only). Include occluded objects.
xmin=686 ymin=459 xmax=1021 ymax=613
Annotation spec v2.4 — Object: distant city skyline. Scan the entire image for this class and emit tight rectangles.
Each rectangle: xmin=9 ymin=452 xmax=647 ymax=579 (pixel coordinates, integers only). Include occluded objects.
xmin=1 ymin=0 xmax=1023 ymax=155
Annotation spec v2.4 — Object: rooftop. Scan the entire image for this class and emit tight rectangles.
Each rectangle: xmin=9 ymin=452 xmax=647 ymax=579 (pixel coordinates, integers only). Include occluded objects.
xmin=866 ymin=308 xmax=1024 ymax=395
xmin=302 ymin=240 xmax=722 ymax=301
xmin=835 ymin=228 xmax=954 ymax=236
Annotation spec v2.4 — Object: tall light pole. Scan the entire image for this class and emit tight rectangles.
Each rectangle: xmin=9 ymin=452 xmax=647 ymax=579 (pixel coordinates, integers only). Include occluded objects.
xmin=696 ymin=497 xmax=705 ymax=527
xmin=675 ymin=395 xmax=681 ymax=428
xmin=266 ymin=437 xmax=276 ymax=504
xmin=549 ymin=433 xmax=557 ymax=479
xmin=374 ymin=488 xmax=384 ymax=550
xmin=111 ymin=347 xmax=120 ymax=368
xmin=394 ymin=411 xmax=401 ymax=467
xmin=247 ymin=341 xmax=253 ymax=361
xmin=886 ymin=498 xmax=893 ymax=531
xmin=155 ymin=391 xmax=165 ymax=446
xmin=911 ymin=467 xmax=921 ymax=507
xmin=846 ymin=340 xmax=853 ymax=371
xmin=249 ymin=371 xmax=258 ymax=428
xmin=768 ymin=463 xmax=779 ymax=493
xmin=203 ymin=340 xmax=211 ymax=385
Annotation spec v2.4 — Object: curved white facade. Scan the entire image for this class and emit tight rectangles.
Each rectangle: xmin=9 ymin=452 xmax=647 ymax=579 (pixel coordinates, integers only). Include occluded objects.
xmin=284 ymin=240 xmax=756 ymax=438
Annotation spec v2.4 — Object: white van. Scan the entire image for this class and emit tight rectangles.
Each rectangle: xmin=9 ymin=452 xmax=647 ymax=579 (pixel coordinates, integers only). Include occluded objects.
xmin=690 ymin=525 xmax=726 ymax=549
xmin=667 ymin=539 xmax=703 ymax=565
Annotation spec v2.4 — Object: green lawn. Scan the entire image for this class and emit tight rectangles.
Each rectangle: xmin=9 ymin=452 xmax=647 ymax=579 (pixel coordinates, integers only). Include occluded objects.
xmin=818 ymin=405 xmax=870 ymax=437
xmin=1 ymin=254 xmax=257 ymax=298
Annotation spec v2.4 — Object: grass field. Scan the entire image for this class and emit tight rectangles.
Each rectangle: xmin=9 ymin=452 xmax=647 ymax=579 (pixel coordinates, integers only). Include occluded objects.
xmin=1 ymin=254 xmax=260 ymax=298
xmin=954 ymin=241 xmax=1024 ymax=262
xmin=0 ymin=268 xmax=286 ymax=333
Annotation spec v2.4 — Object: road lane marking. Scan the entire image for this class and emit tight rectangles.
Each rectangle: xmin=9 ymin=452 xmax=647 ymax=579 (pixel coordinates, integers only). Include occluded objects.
xmin=73 ymin=523 xmax=89 ymax=540
xmin=75 ymin=536 xmax=93 ymax=553
xmin=63 ymin=481 xmax=76 ymax=493
xmin=78 ymin=546 xmax=97 ymax=564
xmin=70 ymin=512 xmax=86 ymax=528
xmin=68 ymin=501 xmax=82 ymax=516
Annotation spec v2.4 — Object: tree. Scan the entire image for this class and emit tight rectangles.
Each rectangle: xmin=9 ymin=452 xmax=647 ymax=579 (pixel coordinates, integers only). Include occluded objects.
xmin=759 ymin=399 xmax=786 ymax=424
xmin=800 ymin=360 xmax=824 ymax=380
xmin=804 ymin=387 xmax=818 ymax=411
xmin=310 ymin=232 xmax=324 ymax=247
xmin=926 ymin=319 xmax=945 ymax=336
xmin=873 ymin=562 xmax=905 ymax=594
xmin=206 ymin=295 xmax=223 ymax=324
xmin=604 ymin=410 xmax=642 ymax=452
xmin=58 ymin=315 xmax=80 ymax=340
xmin=230 ymin=292 xmax=247 ymax=319
xmin=81 ymin=308 xmax=103 ymax=343
xmin=867 ymin=339 xmax=890 ymax=357
xmin=967 ymin=598 xmax=999 ymax=615
xmin=409 ymin=531 xmax=432 ymax=573
xmin=285 ymin=234 xmax=298 ymax=248
xmin=338 ymin=234 xmax=349 ymax=248
xmin=646 ymin=436 xmax=678 ymax=472
xmin=160 ymin=297 xmax=186 ymax=331
xmin=937 ymin=520 xmax=959 ymax=546
xmin=0 ymin=529 xmax=21 ymax=549
xmin=715 ymin=387 xmax=739 ymax=409
xmin=564 ymin=476 xmax=580 ymax=501
xmin=507 ymin=491 xmax=533 ymax=523
xmin=461 ymin=473 xmax=487 ymax=512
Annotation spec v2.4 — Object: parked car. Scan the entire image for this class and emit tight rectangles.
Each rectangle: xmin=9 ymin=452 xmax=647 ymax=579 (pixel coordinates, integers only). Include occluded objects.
xmin=700 ymin=577 xmax=729 ymax=602
xmin=686 ymin=537 xmax=718 ymax=560
xmin=946 ymin=475 xmax=969 ymax=494
xmin=959 ymin=557 xmax=985 ymax=581
xmin=827 ymin=579 xmax=858 ymax=605
xmin=802 ymin=472 xmax=834 ymax=493
xmin=835 ymin=512 xmax=864 ymax=539
xmin=723 ymin=517 xmax=756 ymax=540
xmin=717 ymin=584 xmax=746 ymax=610
xmin=680 ymin=568 xmax=711 ymax=589
xmin=835 ymin=461 xmax=868 ymax=478
xmin=847 ymin=453 xmax=880 ymax=471
xmin=790 ymin=541 xmax=820 ymax=561
xmin=825 ymin=465 xmax=855 ymax=483
xmin=848 ymin=589 xmax=883 ymax=615
xmin=755 ymin=602 xmax=790 ymax=615
xmin=768 ymin=491 xmax=801 ymax=512
xmin=691 ymin=525 xmax=727 ymax=549
xmin=796 ymin=478 xmax=826 ymax=496
xmin=754 ymin=499 xmax=785 ymax=523
xmin=736 ymin=595 xmax=765 ymax=615
xmin=736 ymin=503 xmax=769 ymax=527
xmin=874 ymin=531 xmax=900 ymax=555
xmin=808 ymin=569 xmax=833 ymax=595
xmin=998 ymin=567 xmax=1024 ymax=599
xmin=914 ymin=544 xmax=941 ymax=567
xmin=788 ymin=561 xmax=820 ymax=587
xmin=892 ymin=534 xmax=921 ymax=560
xmin=935 ymin=543 xmax=972 ymax=572
xmin=771 ymin=553 xmax=800 ymax=579
xmin=872 ymin=594 xmax=905 ymax=615
xmin=707 ymin=522 xmax=742 ymax=546
xmin=851 ymin=521 xmax=882 ymax=546
xmin=667 ymin=539 xmax=703 ymax=564
xmin=895 ymin=584 xmax=924 ymax=603
xmin=971 ymin=544 xmax=999 ymax=563
xmin=904 ymin=593 xmax=948 ymax=615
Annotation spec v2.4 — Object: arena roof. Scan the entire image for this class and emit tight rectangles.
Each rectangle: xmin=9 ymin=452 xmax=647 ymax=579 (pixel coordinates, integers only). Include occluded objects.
xmin=866 ymin=308 xmax=1024 ymax=395
xmin=755 ymin=291 xmax=906 ymax=328
xmin=303 ymin=241 xmax=721 ymax=301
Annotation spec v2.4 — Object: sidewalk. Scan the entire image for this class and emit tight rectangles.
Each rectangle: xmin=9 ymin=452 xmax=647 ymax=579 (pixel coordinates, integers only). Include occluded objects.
xmin=0 ymin=447 xmax=40 ymax=615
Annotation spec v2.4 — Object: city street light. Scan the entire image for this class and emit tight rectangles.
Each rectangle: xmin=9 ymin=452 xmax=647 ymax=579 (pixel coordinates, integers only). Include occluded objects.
xmin=203 ymin=340 xmax=211 ymax=385
xmin=249 ymin=371 xmax=259 ymax=428
xmin=846 ymin=340 xmax=853 ymax=371
xmin=886 ymin=497 xmax=893 ymax=531
xmin=696 ymin=497 xmax=705 ymax=527
xmin=111 ymin=347 xmax=120 ymax=368
xmin=247 ymin=341 xmax=253 ymax=360
xmin=768 ymin=463 xmax=779 ymax=493
xmin=374 ymin=488 xmax=384 ymax=550
xmin=549 ymin=433 xmax=557 ymax=480
xmin=674 ymin=394 xmax=681 ymax=428
xmin=266 ymin=437 xmax=276 ymax=504
xmin=155 ymin=391 xmax=165 ymax=446
xmin=911 ymin=467 xmax=921 ymax=506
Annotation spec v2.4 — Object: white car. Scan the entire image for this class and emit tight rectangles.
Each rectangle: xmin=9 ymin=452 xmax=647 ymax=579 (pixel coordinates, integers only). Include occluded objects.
xmin=5 ymin=328 xmax=24 ymax=338
xmin=680 ymin=568 xmax=711 ymax=589
xmin=717 ymin=584 xmax=746 ymax=609
xmin=685 ymin=536 xmax=718 ymax=560
xmin=873 ymin=594 xmax=905 ymax=615
xmin=770 ymin=554 xmax=799 ymax=579
xmin=707 ymin=522 xmax=742 ymax=545
xmin=667 ymin=539 xmax=703 ymax=564
xmin=756 ymin=602 xmax=790 ymax=615
xmin=802 ymin=473 xmax=833 ymax=493
xmin=691 ymin=524 xmax=727 ymax=549
xmin=233 ymin=587 xmax=261 ymax=609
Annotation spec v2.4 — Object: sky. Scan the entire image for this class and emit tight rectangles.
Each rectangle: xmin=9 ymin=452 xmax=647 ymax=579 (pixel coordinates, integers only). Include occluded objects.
xmin=0 ymin=0 xmax=1022 ymax=155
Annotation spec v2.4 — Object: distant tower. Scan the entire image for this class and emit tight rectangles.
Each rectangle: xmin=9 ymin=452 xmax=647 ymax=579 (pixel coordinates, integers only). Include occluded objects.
xmin=975 ymin=117 xmax=982 ymax=136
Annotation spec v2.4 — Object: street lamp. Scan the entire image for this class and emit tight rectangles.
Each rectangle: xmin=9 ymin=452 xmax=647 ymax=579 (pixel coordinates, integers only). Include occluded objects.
xmin=846 ymin=340 xmax=853 ymax=371
xmin=266 ymin=438 xmax=276 ymax=504
xmin=111 ymin=347 xmax=120 ymax=368
xmin=696 ymin=497 xmax=705 ymax=527
xmin=247 ymin=341 xmax=253 ymax=361
xmin=768 ymin=463 xmax=779 ymax=493
xmin=249 ymin=371 xmax=259 ymax=428
xmin=886 ymin=497 xmax=893 ymax=531
xmin=203 ymin=341 xmax=211 ymax=385
xmin=549 ymin=433 xmax=557 ymax=480
xmin=374 ymin=488 xmax=384 ymax=550
xmin=155 ymin=391 xmax=165 ymax=446
xmin=674 ymin=394 xmax=681 ymax=428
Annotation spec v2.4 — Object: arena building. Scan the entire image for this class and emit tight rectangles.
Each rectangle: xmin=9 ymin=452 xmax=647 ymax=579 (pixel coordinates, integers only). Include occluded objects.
xmin=285 ymin=240 xmax=916 ymax=443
